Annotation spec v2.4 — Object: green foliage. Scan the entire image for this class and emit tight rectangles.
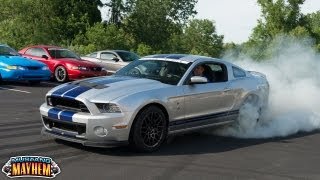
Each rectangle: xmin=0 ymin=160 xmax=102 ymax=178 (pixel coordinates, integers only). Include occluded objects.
xmin=0 ymin=0 xmax=102 ymax=49
xmin=71 ymin=23 xmax=135 ymax=55
xmin=181 ymin=19 xmax=224 ymax=57
xmin=136 ymin=43 xmax=154 ymax=56
xmin=305 ymin=11 xmax=320 ymax=51
xmin=124 ymin=0 xmax=198 ymax=51
xmin=234 ymin=0 xmax=320 ymax=60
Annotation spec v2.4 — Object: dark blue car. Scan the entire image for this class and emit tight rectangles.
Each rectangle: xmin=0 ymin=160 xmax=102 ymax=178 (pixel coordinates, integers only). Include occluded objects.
xmin=0 ymin=44 xmax=51 ymax=84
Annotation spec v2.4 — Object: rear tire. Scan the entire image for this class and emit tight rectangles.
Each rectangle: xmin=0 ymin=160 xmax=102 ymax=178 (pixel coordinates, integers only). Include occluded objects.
xmin=130 ymin=106 xmax=168 ymax=152
xmin=54 ymin=66 xmax=68 ymax=83
xmin=236 ymin=95 xmax=261 ymax=131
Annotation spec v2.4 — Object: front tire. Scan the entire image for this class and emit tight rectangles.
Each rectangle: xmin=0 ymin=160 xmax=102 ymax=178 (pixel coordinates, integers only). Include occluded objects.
xmin=130 ymin=106 xmax=168 ymax=152
xmin=54 ymin=66 xmax=68 ymax=82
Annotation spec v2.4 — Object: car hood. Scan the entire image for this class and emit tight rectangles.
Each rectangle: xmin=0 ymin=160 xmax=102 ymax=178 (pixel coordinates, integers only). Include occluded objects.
xmin=48 ymin=76 xmax=171 ymax=102
xmin=0 ymin=55 xmax=46 ymax=67
xmin=56 ymin=58 xmax=100 ymax=67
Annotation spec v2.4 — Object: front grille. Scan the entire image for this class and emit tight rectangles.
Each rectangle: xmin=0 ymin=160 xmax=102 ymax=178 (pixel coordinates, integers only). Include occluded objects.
xmin=89 ymin=67 xmax=102 ymax=71
xmin=43 ymin=117 xmax=86 ymax=135
xmin=27 ymin=66 xmax=40 ymax=70
xmin=49 ymin=96 xmax=90 ymax=113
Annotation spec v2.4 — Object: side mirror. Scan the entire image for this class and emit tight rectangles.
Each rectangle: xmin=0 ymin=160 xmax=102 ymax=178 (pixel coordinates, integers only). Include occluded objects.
xmin=190 ymin=76 xmax=208 ymax=84
xmin=41 ymin=55 xmax=49 ymax=59
xmin=112 ymin=57 xmax=119 ymax=62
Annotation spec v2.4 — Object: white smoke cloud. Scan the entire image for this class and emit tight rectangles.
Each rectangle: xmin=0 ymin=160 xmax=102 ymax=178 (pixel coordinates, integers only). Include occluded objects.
xmin=216 ymin=37 xmax=320 ymax=138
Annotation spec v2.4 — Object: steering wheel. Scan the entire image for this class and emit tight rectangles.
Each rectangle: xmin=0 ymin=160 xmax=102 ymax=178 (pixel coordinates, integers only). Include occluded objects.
xmin=128 ymin=67 xmax=141 ymax=76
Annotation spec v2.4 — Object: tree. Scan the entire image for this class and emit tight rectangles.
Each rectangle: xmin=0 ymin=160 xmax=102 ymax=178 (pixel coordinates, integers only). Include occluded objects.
xmin=242 ymin=0 xmax=308 ymax=60
xmin=179 ymin=19 xmax=224 ymax=57
xmin=0 ymin=0 xmax=58 ymax=48
xmin=0 ymin=0 xmax=102 ymax=49
xmin=124 ymin=0 xmax=198 ymax=51
xmin=305 ymin=11 xmax=320 ymax=51
xmin=71 ymin=23 xmax=134 ymax=55
xmin=48 ymin=0 xmax=103 ymax=45
xmin=102 ymin=0 xmax=135 ymax=26
xmin=250 ymin=0 xmax=305 ymax=41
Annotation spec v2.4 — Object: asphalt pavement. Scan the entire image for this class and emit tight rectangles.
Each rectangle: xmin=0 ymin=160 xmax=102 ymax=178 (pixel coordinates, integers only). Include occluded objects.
xmin=0 ymin=81 xmax=320 ymax=180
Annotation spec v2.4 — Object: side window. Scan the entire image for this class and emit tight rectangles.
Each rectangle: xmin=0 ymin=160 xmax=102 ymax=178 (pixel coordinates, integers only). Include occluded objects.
xmin=25 ymin=48 xmax=47 ymax=57
xmin=100 ymin=53 xmax=116 ymax=60
xmin=233 ymin=66 xmax=246 ymax=78
xmin=89 ymin=53 xmax=97 ymax=58
xmin=191 ymin=62 xmax=228 ymax=83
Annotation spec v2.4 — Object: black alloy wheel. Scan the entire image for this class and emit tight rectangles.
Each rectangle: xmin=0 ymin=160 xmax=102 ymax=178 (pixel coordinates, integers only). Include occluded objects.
xmin=130 ymin=106 xmax=168 ymax=152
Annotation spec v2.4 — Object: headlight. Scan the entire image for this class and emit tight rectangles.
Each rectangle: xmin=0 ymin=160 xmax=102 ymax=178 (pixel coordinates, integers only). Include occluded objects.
xmin=71 ymin=66 xmax=88 ymax=71
xmin=6 ymin=65 xmax=26 ymax=70
xmin=101 ymin=67 xmax=107 ymax=71
xmin=42 ymin=66 xmax=49 ymax=70
xmin=47 ymin=97 xmax=53 ymax=106
xmin=96 ymin=103 xmax=121 ymax=113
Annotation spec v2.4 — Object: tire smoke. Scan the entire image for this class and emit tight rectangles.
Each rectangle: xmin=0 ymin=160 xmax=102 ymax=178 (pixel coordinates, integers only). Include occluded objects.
xmin=216 ymin=37 xmax=320 ymax=138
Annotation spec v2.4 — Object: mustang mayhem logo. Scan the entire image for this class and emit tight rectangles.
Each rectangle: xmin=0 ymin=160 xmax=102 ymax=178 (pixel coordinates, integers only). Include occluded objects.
xmin=2 ymin=156 xmax=61 ymax=178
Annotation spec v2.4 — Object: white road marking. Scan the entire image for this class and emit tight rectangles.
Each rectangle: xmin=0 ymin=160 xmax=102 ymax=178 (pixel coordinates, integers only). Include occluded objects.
xmin=0 ymin=87 xmax=31 ymax=94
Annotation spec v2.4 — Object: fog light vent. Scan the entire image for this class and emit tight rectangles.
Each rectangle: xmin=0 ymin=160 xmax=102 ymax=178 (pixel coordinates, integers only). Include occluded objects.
xmin=94 ymin=126 xmax=108 ymax=137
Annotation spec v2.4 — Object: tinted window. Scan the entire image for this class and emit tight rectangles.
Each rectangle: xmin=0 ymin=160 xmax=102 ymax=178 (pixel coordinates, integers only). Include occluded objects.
xmin=25 ymin=48 xmax=47 ymax=57
xmin=190 ymin=62 xmax=228 ymax=83
xmin=48 ymin=49 xmax=80 ymax=59
xmin=100 ymin=53 xmax=116 ymax=60
xmin=89 ymin=53 xmax=97 ymax=58
xmin=0 ymin=46 xmax=19 ymax=56
xmin=233 ymin=66 xmax=246 ymax=78
xmin=115 ymin=60 xmax=191 ymax=85
xmin=117 ymin=51 xmax=140 ymax=62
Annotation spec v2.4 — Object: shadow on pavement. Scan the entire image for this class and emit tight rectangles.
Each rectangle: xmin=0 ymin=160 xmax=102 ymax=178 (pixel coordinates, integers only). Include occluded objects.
xmin=54 ymin=129 xmax=320 ymax=156
xmin=0 ymin=81 xmax=60 ymax=88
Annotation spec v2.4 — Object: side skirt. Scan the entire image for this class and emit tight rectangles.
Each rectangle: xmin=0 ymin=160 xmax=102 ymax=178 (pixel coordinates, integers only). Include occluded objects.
xmin=168 ymin=110 xmax=239 ymax=135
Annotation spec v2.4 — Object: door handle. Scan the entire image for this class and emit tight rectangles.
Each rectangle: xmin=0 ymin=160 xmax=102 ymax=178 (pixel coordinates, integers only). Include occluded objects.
xmin=224 ymin=88 xmax=232 ymax=92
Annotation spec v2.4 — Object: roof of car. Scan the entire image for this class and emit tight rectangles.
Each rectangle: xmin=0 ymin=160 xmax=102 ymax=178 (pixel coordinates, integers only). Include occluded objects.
xmin=141 ymin=54 xmax=229 ymax=64
xmin=27 ymin=45 xmax=62 ymax=49
xmin=94 ymin=50 xmax=134 ymax=54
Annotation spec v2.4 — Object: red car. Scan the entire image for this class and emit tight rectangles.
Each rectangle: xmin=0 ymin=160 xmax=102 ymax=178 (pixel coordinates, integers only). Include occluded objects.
xmin=19 ymin=45 xmax=107 ymax=82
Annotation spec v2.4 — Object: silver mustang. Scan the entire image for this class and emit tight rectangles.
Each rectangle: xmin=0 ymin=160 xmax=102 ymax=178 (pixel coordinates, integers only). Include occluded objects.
xmin=40 ymin=54 xmax=269 ymax=152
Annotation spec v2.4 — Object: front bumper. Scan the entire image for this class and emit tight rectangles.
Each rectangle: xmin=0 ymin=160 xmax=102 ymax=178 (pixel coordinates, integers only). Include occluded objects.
xmin=68 ymin=70 xmax=108 ymax=80
xmin=2 ymin=69 xmax=51 ymax=81
xmin=41 ymin=128 xmax=128 ymax=148
xmin=40 ymin=104 xmax=132 ymax=148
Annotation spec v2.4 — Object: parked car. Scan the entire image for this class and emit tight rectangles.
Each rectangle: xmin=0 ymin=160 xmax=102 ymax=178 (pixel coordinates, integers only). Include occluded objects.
xmin=0 ymin=44 xmax=51 ymax=84
xmin=81 ymin=50 xmax=139 ymax=74
xmin=40 ymin=54 xmax=269 ymax=152
xmin=19 ymin=45 xmax=107 ymax=82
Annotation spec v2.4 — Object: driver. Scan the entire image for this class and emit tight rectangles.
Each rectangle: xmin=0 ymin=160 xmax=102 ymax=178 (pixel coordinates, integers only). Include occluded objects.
xmin=193 ymin=64 xmax=214 ymax=82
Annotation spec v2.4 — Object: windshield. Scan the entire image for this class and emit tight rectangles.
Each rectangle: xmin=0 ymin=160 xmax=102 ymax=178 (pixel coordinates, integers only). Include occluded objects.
xmin=117 ymin=51 xmax=140 ymax=62
xmin=0 ymin=46 xmax=20 ymax=56
xmin=48 ymin=49 xmax=80 ymax=59
xmin=115 ymin=59 xmax=191 ymax=85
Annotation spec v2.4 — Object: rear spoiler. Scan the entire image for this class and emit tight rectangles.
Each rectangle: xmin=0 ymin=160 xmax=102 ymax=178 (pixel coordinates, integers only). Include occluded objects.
xmin=248 ymin=71 xmax=267 ymax=79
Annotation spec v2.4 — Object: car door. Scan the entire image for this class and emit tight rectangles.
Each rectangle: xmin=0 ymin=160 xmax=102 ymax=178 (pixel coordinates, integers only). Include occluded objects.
xmin=24 ymin=48 xmax=53 ymax=70
xmin=99 ymin=52 xmax=124 ymax=73
xmin=182 ymin=62 xmax=237 ymax=126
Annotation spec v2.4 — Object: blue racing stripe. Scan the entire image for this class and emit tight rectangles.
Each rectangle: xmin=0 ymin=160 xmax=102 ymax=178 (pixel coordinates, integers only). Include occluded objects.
xmin=92 ymin=78 xmax=130 ymax=85
xmin=63 ymin=86 xmax=92 ymax=99
xmin=48 ymin=108 xmax=61 ymax=120
xmin=51 ymin=84 xmax=78 ymax=97
xmin=59 ymin=111 xmax=76 ymax=122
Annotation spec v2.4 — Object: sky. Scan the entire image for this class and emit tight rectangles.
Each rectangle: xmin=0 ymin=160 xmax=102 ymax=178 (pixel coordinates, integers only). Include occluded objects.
xmin=195 ymin=0 xmax=320 ymax=43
